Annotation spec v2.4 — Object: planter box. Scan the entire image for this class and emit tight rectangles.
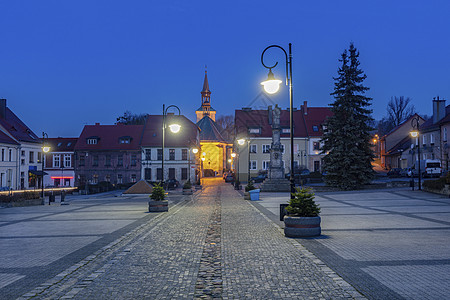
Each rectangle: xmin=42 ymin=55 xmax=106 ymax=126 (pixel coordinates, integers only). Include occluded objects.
xmin=182 ymin=189 xmax=193 ymax=195
xmin=249 ymin=189 xmax=260 ymax=201
xmin=148 ymin=200 xmax=168 ymax=212
xmin=284 ymin=216 xmax=321 ymax=237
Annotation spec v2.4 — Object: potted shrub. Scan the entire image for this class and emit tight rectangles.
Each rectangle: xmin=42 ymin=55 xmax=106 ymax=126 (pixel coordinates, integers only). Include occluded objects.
xmin=244 ymin=181 xmax=256 ymax=200
xmin=148 ymin=183 xmax=168 ymax=212
xmin=182 ymin=180 xmax=193 ymax=195
xmin=284 ymin=187 xmax=321 ymax=237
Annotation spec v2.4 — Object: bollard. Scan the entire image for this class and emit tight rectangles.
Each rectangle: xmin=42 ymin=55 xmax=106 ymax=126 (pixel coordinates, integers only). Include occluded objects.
xmin=280 ymin=204 xmax=289 ymax=221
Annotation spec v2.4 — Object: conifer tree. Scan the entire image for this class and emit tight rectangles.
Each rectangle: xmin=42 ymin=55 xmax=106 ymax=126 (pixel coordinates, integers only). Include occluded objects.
xmin=321 ymin=43 xmax=374 ymax=190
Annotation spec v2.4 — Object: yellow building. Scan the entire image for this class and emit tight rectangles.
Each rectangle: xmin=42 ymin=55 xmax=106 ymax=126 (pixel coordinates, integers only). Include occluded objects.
xmin=196 ymin=71 xmax=232 ymax=176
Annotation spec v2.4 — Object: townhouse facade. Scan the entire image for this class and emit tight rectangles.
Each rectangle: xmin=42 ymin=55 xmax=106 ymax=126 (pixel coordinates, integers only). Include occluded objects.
xmin=0 ymin=99 xmax=42 ymax=190
xmin=74 ymin=123 xmax=144 ymax=187
xmin=380 ymin=114 xmax=425 ymax=170
xmin=140 ymin=114 xmax=201 ymax=183
xmin=43 ymin=138 xmax=78 ymax=187
xmin=234 ymin=101 xmax=332 ymax=182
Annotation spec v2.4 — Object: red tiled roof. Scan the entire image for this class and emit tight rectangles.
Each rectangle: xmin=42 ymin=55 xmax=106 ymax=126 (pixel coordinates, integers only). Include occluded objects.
xmin=74 ymin=123 xmax=144 ymax=150
xmin=0 ymin=130 xmax=19 ymax=145
xmin=0 ymin=107 xmax=40 ymax=143
xmin=235 ymin=104 xmax=332 ymax=138
xmin=140 ymin=115 xmax=200 ymax=147
xmin=44 ymin=138 xmax=78 ymax=152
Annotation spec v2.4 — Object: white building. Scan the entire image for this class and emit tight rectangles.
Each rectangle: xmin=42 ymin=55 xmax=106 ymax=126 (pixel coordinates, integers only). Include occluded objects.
xmin=0 ymin=99 xmax=42 ymax=190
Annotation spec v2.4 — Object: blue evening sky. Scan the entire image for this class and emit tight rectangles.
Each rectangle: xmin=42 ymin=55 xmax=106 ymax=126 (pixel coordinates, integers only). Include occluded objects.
xmin=1 ymin=1 xmax=449 ymax=137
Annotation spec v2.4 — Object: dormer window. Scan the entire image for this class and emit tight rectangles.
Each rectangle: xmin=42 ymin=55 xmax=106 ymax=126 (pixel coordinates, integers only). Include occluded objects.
xmin=312 ymin=126 xmax=319 ymax=132
xmin=281 ymin=127 xmax=290 ymax=134
xmin=248 ymin=127 xmax=261 ymax=134
xmin=57 ymin=142 xmax=62 ymax=147
xmin=86 ymin=137 xmax=99 ymax=145
xmin=119 ymin=136 xmax=132 ymax=144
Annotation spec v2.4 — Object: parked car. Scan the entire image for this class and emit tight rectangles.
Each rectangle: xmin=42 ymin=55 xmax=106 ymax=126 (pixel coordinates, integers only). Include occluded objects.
xmin=399 ymin=168 xmax=412 ymax=177
xmin=251 ymin=174 xmax=267 ymax=183
xmin=166 ymin=179 xmax=180 ymax=189
xmin=225 ymin=174 xmax=235 ymax=183
xmin=285 ymin=169 xmax=311 ymax=183
xmin=387 ymin=168 xmax=402 ymax=178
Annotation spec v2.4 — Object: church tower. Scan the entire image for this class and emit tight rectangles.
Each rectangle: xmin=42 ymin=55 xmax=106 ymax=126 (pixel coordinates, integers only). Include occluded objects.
xmin=196 ymin=69 xmax=216 ymax=122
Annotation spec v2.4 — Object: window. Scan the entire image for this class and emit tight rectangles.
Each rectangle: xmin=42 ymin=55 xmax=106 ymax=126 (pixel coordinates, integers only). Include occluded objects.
xmin=312 ymin=126 xmax=319 ymax=132
xmin=281 ymin=128 xmax=290 ymax=134
xmin=423 ymin=135 xmax=427 ymax=145
xmin=119 ymin=138 xmax=131 ymax=144
xmin=105 ymin=175 xmax=111 ymax=182
xmin=64 ymin=154 xmax=71 ymax=167
xmin=37 ymin=152 xmax=42 ymax=163
xmin=93 ymin=155 xmax=99 ymax=167
xmin=169 ymin=168 xmax=175 ymax=179
xmin=21 ymin=158 xmax=25 ymax=165
xmin=9 ymin=149 xmax=12 ymax=161
xmin=249 ymin=160 xmax=257 ymax=170
xmin=181 ymin=168 xmax=188 ymax=180
xmin=157 ymin=168 xmax=162 ymax=180
xmin=79 ymin=155 xmax=85 ymax=166
xmin=280 ymin=144 xmax=285 ymax=153
xmin=117 ymin=155 xmax=123 ymax=166
xmin=21 ymin=150 xmax=25 ymax=157
xmin=92 ymin=174 xmax=98 ymax=184
xmin=29 ymin=151 xmax=34 ymax=163
xmin=1 ymin=149 xmax=4 ymax=161
xmin=87 ymin=138 xmax=98 ymax=145
xmin=430 ymin=133 xmax=435 ymax=145
xmin=250 ymin=144 xmax=257 ymax=153
xmin=169 ymin=149 xmax=175 ymax=160
xmin=117 ymin=174 xmax=123 ymax=184
xmin=53 ymin=155 xmax=60 ymax=167
xmin=182 ymin=149 xmax=188 ymax=160
xmin=105 ymin=155 xmax=111 ymax=166
xmin=262 ymin=145 xmax=270 ymax=153
xmin=157 ymin=149 xmax=163 ymax=161
xmin=248 ymin=128 xmax=261 ymax=134
xmin=313 ymin=142 xmax=320 ymax=151
xmin=145 ymin=149 xmax=151 ymax=161
xmin=131 ymin=154 xmax=137 ymax=166
xmin=314 ymin=160 xmax=320 ymax=172
xmin=131 ymin=174 xmax=136 ymax=183
xmin=444 ymin=128 xmax=448 ymax=142
xmin=145 ymin=168 xmax=152 ymax=180
xmin=262 ymin=161 xmax=270 ymax=170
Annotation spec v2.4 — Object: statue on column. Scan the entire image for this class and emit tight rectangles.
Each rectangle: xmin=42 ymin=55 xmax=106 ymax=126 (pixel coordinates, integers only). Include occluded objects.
xmin=269 ymin=105 xmax=284 ymax=179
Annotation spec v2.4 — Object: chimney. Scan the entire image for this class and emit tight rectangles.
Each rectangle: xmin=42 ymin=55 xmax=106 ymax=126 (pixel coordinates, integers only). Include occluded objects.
xmin=432 ymin=96 xmax=446 ymax=124
xmin=301 ymin=101 xmax=308 ymax=115
xmin=0 ymin=99 xmax=6 ymax=119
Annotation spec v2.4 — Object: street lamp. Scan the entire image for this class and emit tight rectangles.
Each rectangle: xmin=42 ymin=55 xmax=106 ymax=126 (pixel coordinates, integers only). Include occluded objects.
xmin=162 ymin=104 xmax=181 ymax=187
xmin=41 ymin=132 xmax=50 ymax=204
xmin=410 ymin=116 xmax=421 ymax=190
xmin=261 ymin=43 xmax=295 ymax=196
xmin=189 ymin=146 xmax=199 ymax=183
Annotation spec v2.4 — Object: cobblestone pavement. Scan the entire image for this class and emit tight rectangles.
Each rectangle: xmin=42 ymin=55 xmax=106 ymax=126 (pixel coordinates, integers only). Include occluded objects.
xmin=3 ymin=179 xmax=365 ymax=299
xmin=253 ymin=188 xmax=450 ymax=300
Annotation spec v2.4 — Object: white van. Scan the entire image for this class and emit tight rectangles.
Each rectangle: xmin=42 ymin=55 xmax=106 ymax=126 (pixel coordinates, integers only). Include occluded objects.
xmin=411 ymin=159 xmax=442 ymax=178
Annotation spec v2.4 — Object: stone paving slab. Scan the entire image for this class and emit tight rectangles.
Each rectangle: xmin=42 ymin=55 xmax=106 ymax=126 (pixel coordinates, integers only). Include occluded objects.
xmin=253 ymin=188 xmax=450 ymax=300
xmin=32 ymin=179 xmax=363 ymax=300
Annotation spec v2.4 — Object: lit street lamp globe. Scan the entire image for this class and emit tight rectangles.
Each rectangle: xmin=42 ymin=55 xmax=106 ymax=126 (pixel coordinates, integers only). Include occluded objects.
xmin=168 ymin=124 xmax=181 ymax=133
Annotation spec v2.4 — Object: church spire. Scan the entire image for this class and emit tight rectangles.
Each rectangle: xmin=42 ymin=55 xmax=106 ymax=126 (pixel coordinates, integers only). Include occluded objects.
xmin=196 ymin=67 xmax=216 ymax=122
xmin=201 ymin=68 xmax=211 ymax=104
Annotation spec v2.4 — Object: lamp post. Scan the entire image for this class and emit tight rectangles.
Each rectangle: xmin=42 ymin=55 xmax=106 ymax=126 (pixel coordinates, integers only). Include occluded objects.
xmin=190 ymin=147 xmax=199 ymax=183
xmin=410 ymin=116 xmax=421 ymax=190
xmin=162 ymin=104 xmax=181 ymax=188
xmin=41 ymin=132 xmax=50 ymax=204
xmin=236 ymin=138 xmax=246 ymax=188
xmin=261 ymin=43 xmax=295 ymax=196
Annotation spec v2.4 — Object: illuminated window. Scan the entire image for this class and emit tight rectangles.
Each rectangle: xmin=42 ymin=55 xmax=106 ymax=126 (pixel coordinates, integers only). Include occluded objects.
xmin=87 ymin=139 xmax=98 ymax=145
xmin=281 ymin=128 xmax=290 ymax=134
xmin=248 ymin=128 xmax=261 ymax=134
xmin=53 ymin=155 xmax=60 ymax=167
